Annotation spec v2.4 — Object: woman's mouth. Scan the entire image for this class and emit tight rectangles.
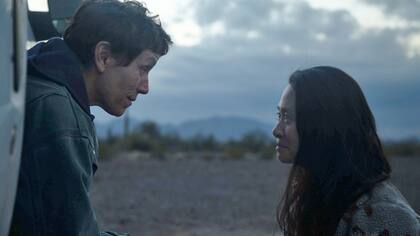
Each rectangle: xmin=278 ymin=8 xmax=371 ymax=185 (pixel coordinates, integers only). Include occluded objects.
xmin=276 ymin=144 xmax=288 ymax=151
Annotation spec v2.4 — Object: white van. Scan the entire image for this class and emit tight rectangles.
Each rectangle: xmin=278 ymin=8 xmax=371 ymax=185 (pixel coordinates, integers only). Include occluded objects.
xmin=0 ymin=1 xmax=80 ymax=234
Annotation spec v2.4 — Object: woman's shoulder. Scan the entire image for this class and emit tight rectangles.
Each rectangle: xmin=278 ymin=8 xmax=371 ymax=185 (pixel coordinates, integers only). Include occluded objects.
xmin=336 ymin=181 xmax=420 ymax=235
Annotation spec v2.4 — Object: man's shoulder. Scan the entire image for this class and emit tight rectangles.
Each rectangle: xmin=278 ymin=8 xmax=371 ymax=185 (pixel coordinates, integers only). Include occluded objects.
xmin=26 ymin=75 xmax=69 ymax=103
xmin=25 ymin=75 xmax=77 ymax=123
xmin=24 ymin=75 xmax=94 ymax=140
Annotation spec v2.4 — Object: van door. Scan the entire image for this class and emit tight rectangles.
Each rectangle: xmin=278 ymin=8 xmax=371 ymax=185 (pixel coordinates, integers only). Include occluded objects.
xmin=0 ymin=0 xmax=27 ymax=235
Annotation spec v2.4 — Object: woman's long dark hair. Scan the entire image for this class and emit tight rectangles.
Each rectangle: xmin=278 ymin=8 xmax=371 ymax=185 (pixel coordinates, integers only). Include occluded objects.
xmin=277 ymin=66 xmax=391 ymax=235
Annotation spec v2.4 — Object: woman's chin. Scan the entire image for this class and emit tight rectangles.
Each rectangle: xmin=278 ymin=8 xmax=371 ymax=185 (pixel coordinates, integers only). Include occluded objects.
xmin=277 ymin=153 xmax=293 ymax=164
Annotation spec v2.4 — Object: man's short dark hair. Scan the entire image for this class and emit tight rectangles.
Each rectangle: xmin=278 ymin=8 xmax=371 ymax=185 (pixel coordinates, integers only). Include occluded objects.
xmin=63 ymin=0 xmax=172 ymax=67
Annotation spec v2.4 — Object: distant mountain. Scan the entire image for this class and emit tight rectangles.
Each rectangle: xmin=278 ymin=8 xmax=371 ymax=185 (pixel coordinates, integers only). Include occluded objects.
xmin=94 ymin=116 xmax=140 ymax=139
xmin=161 ymin=116 xmax=273 ymax=141
xmin=94 ymin=116 xmax=273 ymax=141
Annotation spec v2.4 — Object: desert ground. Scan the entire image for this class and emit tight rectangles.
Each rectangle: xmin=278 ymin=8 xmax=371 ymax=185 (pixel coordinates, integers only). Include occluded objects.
xmin=91 ymin=155 xmax=420 ymax=236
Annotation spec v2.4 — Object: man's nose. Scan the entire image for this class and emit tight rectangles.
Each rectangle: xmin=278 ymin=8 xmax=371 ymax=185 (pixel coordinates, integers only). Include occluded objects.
xmin=137 ymin=77 xmax=149 ymax=94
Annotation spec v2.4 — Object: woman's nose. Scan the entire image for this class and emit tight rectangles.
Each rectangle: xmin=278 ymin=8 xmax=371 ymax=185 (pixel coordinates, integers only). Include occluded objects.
xmin=272 ymin=122 xmax=283 ymax=138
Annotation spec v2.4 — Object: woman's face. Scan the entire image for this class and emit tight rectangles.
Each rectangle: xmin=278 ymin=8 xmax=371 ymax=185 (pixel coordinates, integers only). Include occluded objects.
xmin=272 ymin=85 xmax=299 ymax=163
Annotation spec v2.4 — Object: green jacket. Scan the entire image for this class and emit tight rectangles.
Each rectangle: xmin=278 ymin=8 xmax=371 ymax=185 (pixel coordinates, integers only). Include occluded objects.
xmin=10 ymin=38 xmax=127 ymax=236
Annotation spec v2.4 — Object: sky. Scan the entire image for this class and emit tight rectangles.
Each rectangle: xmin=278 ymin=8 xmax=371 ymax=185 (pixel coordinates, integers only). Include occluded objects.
xmin=29 ymin=0 xmax=420 ymax=140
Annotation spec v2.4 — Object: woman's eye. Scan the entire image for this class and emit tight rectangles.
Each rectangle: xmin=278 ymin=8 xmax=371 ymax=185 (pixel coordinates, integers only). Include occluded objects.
xmin=279 ymin=112 xmax=291 ymax=124
xmin=277 ymin=112 xmax=290 ymax=123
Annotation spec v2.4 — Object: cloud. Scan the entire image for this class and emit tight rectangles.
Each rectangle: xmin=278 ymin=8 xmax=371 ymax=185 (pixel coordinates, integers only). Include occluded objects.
xmin=169 ymin=0 xmax=419 ymax=80
xmin=189 ymin=0 xmax=420 ymax=61
xmin=362 ymin=0 xmax=420 ymax=21
xmin=193 ymin=0 xmax=281 ymax=27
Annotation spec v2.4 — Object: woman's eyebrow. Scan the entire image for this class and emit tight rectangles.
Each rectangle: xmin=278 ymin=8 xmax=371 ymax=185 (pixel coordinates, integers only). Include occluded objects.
xmin=277 ymin=106 xmax=288 ymax=111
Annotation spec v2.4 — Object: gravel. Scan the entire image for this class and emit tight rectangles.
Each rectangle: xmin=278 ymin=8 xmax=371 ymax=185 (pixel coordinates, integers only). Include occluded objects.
xmin=91 ymin=155 xmax=419 ymax=236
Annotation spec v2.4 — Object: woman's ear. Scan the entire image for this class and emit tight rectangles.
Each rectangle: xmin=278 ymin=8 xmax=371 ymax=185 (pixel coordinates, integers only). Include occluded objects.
xmin=94 ymin=41 xmax=114 ymax=73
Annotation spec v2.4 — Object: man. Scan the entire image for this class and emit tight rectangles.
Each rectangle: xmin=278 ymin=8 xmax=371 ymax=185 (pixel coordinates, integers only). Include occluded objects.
xmin=10 ymin=0 xmax=172 ymax=235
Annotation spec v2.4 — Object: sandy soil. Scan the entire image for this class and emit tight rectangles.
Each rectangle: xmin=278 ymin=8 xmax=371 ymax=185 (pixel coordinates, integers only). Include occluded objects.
xmin=91 ymin=155 xmax=420 ymax=236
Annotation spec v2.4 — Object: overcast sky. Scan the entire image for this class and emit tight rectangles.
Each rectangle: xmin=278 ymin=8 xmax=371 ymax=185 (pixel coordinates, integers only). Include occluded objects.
xmin=30 ymin=0 xmax=420 ymax=139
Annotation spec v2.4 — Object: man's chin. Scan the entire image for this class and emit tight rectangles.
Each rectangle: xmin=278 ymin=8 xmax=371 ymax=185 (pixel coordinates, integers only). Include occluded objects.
xmin=102 ymin=106 xmax=126 ymax=117
xmin=113 ymin=108 xmax=126 ymax=117
xmin=113 ymin=111 xmax=125 ymax=117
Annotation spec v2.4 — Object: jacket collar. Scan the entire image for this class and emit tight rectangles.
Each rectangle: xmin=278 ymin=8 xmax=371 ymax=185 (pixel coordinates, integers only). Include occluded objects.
xmin=27 ymin=37 xmax=94 ymax=120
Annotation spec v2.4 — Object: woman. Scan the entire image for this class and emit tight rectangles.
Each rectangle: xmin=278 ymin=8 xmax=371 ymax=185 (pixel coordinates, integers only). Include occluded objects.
xmin=272 ymin=66 xmax=419 ymax=235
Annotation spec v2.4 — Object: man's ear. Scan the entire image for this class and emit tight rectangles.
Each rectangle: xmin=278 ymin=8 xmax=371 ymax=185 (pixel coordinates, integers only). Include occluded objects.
xmin=94 ymin=41 xmax=114 ymax=73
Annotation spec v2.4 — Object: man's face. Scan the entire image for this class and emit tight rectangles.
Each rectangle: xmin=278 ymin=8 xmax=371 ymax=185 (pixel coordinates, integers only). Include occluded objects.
xmin=272 ymin=85 xmax=299 ymax=163
xmin=97 ymin=50 xmax=160 ymax=116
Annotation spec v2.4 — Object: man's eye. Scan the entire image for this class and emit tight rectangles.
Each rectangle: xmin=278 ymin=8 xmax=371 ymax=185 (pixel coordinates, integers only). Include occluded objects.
xmin=139 ymin=66 xmax=151 ymax=73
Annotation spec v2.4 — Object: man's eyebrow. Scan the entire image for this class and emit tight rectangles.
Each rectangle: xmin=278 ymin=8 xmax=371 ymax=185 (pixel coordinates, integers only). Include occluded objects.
xmin=140 ymin=57 xmax=158 ymax=67
xmin=144 ymin=59 xmax=157 ymax=67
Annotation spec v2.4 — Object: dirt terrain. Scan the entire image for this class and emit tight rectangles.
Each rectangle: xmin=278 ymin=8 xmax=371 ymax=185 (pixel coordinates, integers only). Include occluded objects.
xmin=91 ymin=155 xmax=420 ymax=236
